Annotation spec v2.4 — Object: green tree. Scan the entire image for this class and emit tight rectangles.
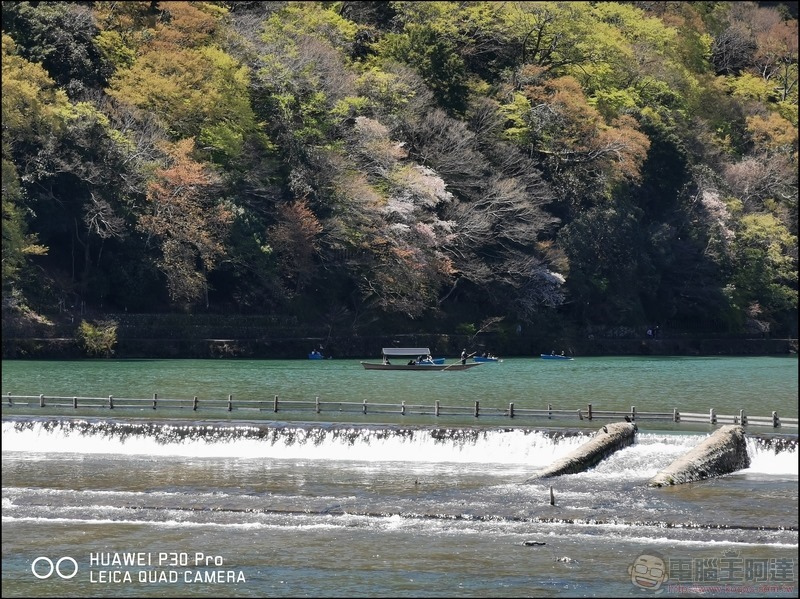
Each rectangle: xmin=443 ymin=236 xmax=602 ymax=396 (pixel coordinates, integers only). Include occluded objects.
xmin=2 ymin=1 xmax=113 ymax=97
xmin=2 ymin=34 xmax=61 ymax=299
xmin=728 ymin=212 xmax=797 ymax=331
xmin=106 ymin=2 xmax=259 ymax=165
xmin=1 ymin=33 xmax=69 ymax=152
xmin=509 ymin=73 xmax=650 ymax=213
xmin=10 ymin=99 xmax=141 ymax=307
xmin=380 ymin=23 xmax=469 ymax=114
xmin=1 ymin=159 xmax=48 ymax=289
xmin=77 ymin=319 xmax=118 ymax=357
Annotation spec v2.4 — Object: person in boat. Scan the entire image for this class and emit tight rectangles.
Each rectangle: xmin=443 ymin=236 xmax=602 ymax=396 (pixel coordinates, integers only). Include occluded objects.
xmin=383 ymin=355 xmax=391 ymax=365
xmin=560 ymin=350 xmax=565 ymax=356
xmin=551 ymin=350 xmax=555 ymax=356
xmin=407 ymin=359 xmax=416 ymax=365
xmin=461 ymin=349 xmax=467 ymax=365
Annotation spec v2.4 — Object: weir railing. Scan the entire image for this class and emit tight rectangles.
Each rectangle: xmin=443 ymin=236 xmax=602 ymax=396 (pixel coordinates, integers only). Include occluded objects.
xmin=3 ymin=393 xmax=797 ymax=430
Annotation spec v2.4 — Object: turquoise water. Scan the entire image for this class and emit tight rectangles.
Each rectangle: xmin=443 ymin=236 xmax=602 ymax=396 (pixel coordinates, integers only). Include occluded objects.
xmin=2 ymin=356 xmax=798 ymax=598
xmin=2 ymin=356 xmax=797 ymax=423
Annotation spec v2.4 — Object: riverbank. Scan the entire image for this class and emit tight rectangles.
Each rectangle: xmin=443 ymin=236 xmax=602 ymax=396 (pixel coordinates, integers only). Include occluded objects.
xmin=2 ymin=331 xmax=797 ymax=360
xmin=2 ymin=311 xmax=797 ymax=359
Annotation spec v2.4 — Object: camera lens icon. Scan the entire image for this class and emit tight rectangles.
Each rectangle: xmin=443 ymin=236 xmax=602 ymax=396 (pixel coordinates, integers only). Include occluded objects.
xmin=31 ymin=556 xmax=78 ymax=579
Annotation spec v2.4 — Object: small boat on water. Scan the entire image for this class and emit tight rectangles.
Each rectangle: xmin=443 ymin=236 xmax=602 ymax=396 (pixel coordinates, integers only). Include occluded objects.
xmin=541 ymin=353 xmax=574 ymax=361
xmin=361 ymin=348 xmax=481 ymax=371
xmin=421 ymin=357 xmax=446 ymax=365
xmin=473 ymin=356 xmax=501 ymax=363
xmin=308 ymin=351 xmax=325 ymax=360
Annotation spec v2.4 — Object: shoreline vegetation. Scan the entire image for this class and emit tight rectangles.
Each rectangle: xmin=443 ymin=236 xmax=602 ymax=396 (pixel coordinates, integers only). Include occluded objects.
xmin=1 ymin=312 xmax=796 ymax=359
xmin=2 ymin=2 xmax=797 ymax=363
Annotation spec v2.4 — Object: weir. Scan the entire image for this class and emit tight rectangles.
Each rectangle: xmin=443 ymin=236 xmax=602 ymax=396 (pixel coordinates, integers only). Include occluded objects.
xmin=2 ymin=417 xmax=795 ymax=473
xmin=525 ymin=421 xmax=638 ymax=481
xmin=648 ymin=425 xmax=750 ymax=487
xmin=1 ymin=416 xmax=582 ymax=445
xmin=1 ymin=416 xmax=595 ymax=465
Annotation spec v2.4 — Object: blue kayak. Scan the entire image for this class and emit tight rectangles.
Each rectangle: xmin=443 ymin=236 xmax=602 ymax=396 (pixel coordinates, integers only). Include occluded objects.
xmin=541 ymin=354 xmax=573 ymax=360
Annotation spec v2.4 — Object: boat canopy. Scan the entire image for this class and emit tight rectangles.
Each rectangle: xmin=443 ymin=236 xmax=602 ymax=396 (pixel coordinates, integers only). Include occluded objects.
xmin=381 ymin=347 xmax=430 ymax=356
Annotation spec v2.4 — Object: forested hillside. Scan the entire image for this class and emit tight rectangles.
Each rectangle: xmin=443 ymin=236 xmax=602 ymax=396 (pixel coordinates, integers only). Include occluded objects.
xmin=2 ymin=1 xmax=797 ymax=344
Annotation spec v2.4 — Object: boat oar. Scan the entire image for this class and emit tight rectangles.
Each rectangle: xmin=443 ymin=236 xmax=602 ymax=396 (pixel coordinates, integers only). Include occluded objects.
xmin=443 ymin=352 xmax=476 ymax=371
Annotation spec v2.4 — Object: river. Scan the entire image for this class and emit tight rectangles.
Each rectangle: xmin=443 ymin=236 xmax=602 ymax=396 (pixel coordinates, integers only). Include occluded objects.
xmin=2 ymin=356 xmax=797 ymax=597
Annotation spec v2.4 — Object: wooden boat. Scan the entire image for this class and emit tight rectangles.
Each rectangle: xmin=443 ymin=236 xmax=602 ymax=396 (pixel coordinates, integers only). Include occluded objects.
xmin=541 ymin=353 xmax=573 ymax=360
xmin=361 ymin=347 xmax=482 ymax=371
xmin=361 ymin=362 xmax=480 ymax=371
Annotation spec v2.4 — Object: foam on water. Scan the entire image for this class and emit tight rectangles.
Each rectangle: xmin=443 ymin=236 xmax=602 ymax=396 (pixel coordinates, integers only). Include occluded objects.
xmin=2 ymin=420 xmax=796 ymax=475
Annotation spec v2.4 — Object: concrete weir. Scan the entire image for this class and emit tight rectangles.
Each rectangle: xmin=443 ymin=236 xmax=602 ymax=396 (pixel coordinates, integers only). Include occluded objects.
xmin=648 ymin=425 xmax=750 ymax=487
xmin=526 ymin=422 xmax=637 ymax=481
